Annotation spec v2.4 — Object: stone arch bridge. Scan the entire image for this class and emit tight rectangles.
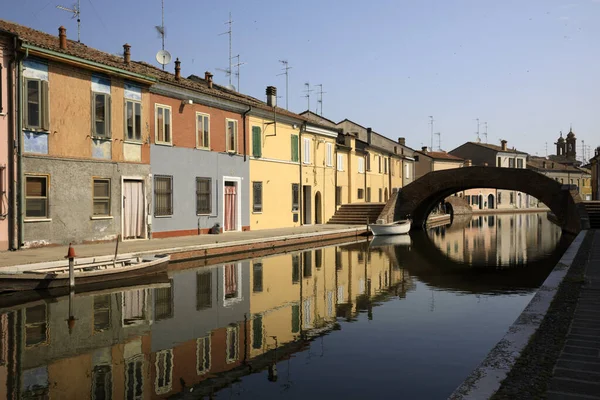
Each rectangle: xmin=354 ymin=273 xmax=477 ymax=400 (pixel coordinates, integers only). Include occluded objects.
xmin=386 ymin=167 xmax=588 ymax=234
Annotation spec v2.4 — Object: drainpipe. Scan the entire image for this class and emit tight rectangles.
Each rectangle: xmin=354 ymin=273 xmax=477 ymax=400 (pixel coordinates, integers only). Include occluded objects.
xmin=241 ymin=106 xmax=251 ymax=162
xmin=334 ymin=142 xmax=338 ymax=208
xmin=17 ymin=47 xmax=26 ymax=248
xmin=388 ymin=156 xmax=392 ymax=199
xmin=299 ymin=123 xmax=305 ymax=225
xmin=363 ymin=154 xmax=367 ymax=203
xmin=7 ymin=36 xmax=16 ymax=249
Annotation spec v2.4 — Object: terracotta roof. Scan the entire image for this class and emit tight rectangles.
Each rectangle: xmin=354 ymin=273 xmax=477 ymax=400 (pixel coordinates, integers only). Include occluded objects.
xmin=527 ymin=156 xmax=591 ymax=174
xmin=467 ymin=141 xmax=528 ymax=155
xmin=416 ymin=151 xmax=463 ymax=161
xmin=0 ymin=18 xmax=323 ymax=125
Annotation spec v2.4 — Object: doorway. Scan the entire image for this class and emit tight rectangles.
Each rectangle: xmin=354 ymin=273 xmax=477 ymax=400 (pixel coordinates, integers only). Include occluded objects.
xmin=303 ymin=185 xmax=312 ymax=224
xmin=122 ymin=179 xmax=146 ymax=240
xmin=487 ymin=194 xmax=495 ymax=209
xmin=478 ymin=195 xmax=483 ymax=210
xmin=224 ymin=180 xmax=238 ymax=231
xmin=315 ymin=191 xmax=322 ymax=224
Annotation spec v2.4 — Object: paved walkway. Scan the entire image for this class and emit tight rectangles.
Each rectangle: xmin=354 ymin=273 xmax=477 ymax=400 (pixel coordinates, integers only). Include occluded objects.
xmin=547 ymin=229 xmax=600 ymax=399
xmin=0 ymin=224 xmax=363 ymax=268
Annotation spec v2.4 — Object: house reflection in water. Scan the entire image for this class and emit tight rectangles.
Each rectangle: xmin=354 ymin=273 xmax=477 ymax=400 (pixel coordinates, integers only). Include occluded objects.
xmin=0 ymin=241 xmax=416 ymax=399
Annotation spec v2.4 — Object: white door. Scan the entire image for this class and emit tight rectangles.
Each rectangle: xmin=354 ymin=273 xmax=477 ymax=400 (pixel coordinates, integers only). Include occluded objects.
xmin=123 ymin=180 xmax=145 ymax=240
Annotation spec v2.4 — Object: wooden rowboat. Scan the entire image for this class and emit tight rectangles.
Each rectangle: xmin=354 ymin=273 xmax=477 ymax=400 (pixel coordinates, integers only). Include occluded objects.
xmin=0 ymin=254 xmax=170 ymax=292
xmin=369 ymin=219 xmax=411 ymax=236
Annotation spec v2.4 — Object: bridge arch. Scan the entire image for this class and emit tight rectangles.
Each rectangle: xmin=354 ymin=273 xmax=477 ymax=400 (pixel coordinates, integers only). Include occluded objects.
xmin=391 ymin=167 xmax=587 ymax=234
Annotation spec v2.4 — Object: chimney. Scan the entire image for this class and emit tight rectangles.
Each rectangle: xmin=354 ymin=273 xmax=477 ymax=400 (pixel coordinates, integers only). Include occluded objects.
xmin=398 ymin=137 xmax=406 ymax=146
xmin=465 ymin=159 xmax=472 ymax=167
xmin=58 ymin=26 xmax=67 ymax=50
xmin=501 ymin=140 xmax=507 ymax=151
xmin=421 ymin=146 xmax=428 ymax=152
xmin=205 ymin=71 xmax=213 ymax=89
xmin=174 ymin=58 xmax=181 ymax=81
xmin=367 ymin=127 xmax=372 ymax=145
xmin=123 ymin=44 xmax=131 ymax=64
xmin=266 ymin=86 xmax=277 ymax=107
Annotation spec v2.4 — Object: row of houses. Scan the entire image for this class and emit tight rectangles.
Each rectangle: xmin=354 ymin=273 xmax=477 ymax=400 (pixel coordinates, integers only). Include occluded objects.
xmin=0 ymin=20 xmax=418 ymax=250
xmin=1 ymin=19 xmax=597 ymax=250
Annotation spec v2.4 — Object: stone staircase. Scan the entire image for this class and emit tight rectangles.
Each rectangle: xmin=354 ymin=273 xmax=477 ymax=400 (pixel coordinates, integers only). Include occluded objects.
xmin=327 ymin=203 xmax=386 ymax=225
xmin=583 ymin=201 xmax=600 ymax=229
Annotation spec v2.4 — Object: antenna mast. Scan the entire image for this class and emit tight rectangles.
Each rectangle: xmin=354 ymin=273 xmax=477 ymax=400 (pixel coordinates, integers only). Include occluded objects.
xmin=232 ymin=54 xmax=245 ymax=92
xmin=434 ymin=132 xmax=441 ymax=151
xmin=429 ymin=116 xmax=434 ymax=151
xmin=303 ymin=82 xmax=313 ymax=112
xmin=475 ymin=118 xmax=480 ymax=142
xmin=483 ymin=122 xmax=488 ymax=143
xmin=219 ymin=12 xmax=234 ymax=86
xmin=277 ymin=60 xmax=292 ymax=110
xmin=56 ymin=0 xmax=81 ymax=42
xmin=315 ymin=84 xmax=326 ymax=116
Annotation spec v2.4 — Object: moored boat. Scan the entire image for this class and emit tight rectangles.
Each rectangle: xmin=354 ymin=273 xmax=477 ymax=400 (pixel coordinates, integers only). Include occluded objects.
xmin=369 ymin=219 xmax=411 ymax=236
xmin=0 ymin=254 xmax=170 ymax=292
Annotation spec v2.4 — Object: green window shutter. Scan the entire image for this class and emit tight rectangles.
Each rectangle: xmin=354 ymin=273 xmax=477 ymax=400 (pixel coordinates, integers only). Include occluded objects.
xmin=252 ymin=126 xmax=261 ymax=158
xmin=291 ymin=134 xmax=299 ymax=162
xmin=291 ymin=304 xmax=300 ymax=333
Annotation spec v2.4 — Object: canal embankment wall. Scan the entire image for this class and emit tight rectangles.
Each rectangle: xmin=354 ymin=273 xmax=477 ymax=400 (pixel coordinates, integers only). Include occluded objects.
xmin=448 ymin=230 xmax=588 ymax=400
xmin=471 ymin=207 xmax=550 ymax=216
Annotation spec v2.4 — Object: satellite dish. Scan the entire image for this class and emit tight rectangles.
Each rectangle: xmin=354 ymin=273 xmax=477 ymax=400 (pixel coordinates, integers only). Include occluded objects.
xmin=225 ymin=84 xmax=236 ymax=91
xmin=156 ymin=50 xmax=172 ymax=66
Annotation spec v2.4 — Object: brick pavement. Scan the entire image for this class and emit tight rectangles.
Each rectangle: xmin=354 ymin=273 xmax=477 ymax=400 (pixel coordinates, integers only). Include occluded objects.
xmin=547 ymin=230 xmax=600 ymax=400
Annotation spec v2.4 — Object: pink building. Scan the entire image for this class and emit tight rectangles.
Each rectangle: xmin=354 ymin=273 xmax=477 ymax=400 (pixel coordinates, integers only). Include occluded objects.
xmin=0 ymin=34 xmax=15 ymax=251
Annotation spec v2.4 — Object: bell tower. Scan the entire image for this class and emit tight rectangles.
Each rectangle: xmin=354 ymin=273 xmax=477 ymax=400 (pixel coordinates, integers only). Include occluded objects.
xmin=555 ymin=132 xmax=566 ymax=156
xmin=566 ymin=126 xmax=576 ymax=161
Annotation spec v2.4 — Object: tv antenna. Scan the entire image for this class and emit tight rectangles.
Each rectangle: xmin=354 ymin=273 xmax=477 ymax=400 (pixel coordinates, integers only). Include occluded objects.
xmin=303 ymin=82 xmax=313 ymax=112
xmin=475 ymin=118 xmax=480 ymax=142
xmin=154 ymin=0 xmax=170 ymax=70
xmin=315 ymin=84 xmax=326 ymax=116
xmin=232 ymin=54 xmax=245 ymax=92
xmin=434 ymin=132 xmax=441 ymax=151
xmin=56 ymin=0 xmax=81 ymax=42
xmin=483 ymin=122 xmax=488 ymax=143
xmin=219 ymin=12 xmax=234 ymax=86
xmin=428 ymin=116 xmax=434 ymax=151
xmin=277 ymin=60 xmax=292 ymax=110
xmin=545 ymin=142 xmax=548 ymax=157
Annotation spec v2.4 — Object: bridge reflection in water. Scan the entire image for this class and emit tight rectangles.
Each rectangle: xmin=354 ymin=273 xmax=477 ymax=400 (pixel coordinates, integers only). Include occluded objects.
xmin=0 ymin=212 xmax=567 ymax=399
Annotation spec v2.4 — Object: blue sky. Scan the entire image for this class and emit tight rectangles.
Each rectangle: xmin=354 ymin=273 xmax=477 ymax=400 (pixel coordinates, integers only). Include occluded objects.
xmin=5 ymin=0 xmax=599 ymax=160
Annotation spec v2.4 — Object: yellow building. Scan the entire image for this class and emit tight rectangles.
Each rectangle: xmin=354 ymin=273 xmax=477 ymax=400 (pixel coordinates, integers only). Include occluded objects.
xmin=248 ymin=99 xmax=340 ymax=229
xmin=414 ymin=148 xmax=464 ymax=180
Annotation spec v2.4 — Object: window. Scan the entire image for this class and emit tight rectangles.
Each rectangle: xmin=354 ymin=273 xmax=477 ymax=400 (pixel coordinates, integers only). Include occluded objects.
xmin=196 ymin=271 xmax=212 ymax=310
xmin=125 ymin=356 xmax=143 ymax=400
xmin=226 ymin=119 xmax=238 ymax=152
xmin=358 ymin=157 xmax=365 ymax=173
xmin=155 ymin=349 xmax=173 ymax=395
xmin=378 ymin=188 xmax=382 ymax=202
xmin=384 ymin=158 xmax=388 ymax=174
xmin=337 ymin=153 xmax=344 ymax=171
xmin=252 ymin=126 xmax=262 ymax=157
xmin=404 ymin=163 xmax=411 ymax=179
xmin=366 ymin=188 xmax=371 ymax=202
xmin=155 ymin=104 xmax=172 ymax=144
xmin=303 ymin=252 xmax=312 ymax=277
xmin=93 ymin=294 xmax=111 ymax=332
xmin=292 ymin=183 xmax=299 ymax=211
xmin=196 ymin=177 xmax=211 ymax=215
xmin=378 ymin=156 xmax=382 ymax=173
xmin=497 ymin=157 xmax=501 ymax=167
xmin=253 ymin=181 xmax=263 ymax=212
xmin=154 ymin=175 xmax=173 ymax=216
xmin=292 ymin=254 xmax=300 ymax=283
xmin=315 ymin=249 xmax=323 ymax=269
xmin=92 ymin=92 xmax=111 ymax=137
xmin=125 ymin=100 xmax=142 ymax=141
xmin=291 ymin=134 xmax=299 ymax=162
xmin=510 ymin=192 xmax=514 ymax=204
xmin=92 ymin=365 xmax=112 ymax=400
xmin=336 ymin=186 xmax=342 ymax=206
xmin=253 ymin=261 xmax=263 ymax=293
xmin=292 ymin=304 xmax=300 ymax=333
xmin=303 ymin=138 xmax=311 ymax=164
xmin=517 ymin=159 xmax=523 ymax=168
xmin=25 ymin=304 xmax=47 ymax=347
xmin=226 ymin=325 xmax=239 ymax=363
xmin=196 ymin=112 xmax=210 ymax=149
xmin=196 ymin=336 xmax=211 ymax=375
xmin=25 ymin=175 xmax=48 ymax=219
xmin=93 ymin=178 xmax=111 ymax=216
xmin=497 ymin=192 xmax=502 ymax=204
xmin=154 ymin=285 xmax=173 ymax=321
xmin=508 ymin=158 xmax=515 ymax=168
xmin=24 ymin=78 xmax=49 ymax=130
xmin=366 ymin=153 xmax=371 ymax=171
xmin=326 ymin=142 xmax=333 ymax=166
xmin=357 ymin=188 xmax=364 ymax=199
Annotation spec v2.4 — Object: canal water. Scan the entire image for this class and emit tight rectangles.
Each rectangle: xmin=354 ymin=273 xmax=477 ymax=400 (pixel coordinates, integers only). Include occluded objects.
xmin=0 ymin=212 xmax=569 ymax=399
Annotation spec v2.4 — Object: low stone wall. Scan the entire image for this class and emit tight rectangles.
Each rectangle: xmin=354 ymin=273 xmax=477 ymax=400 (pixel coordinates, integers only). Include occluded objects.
xmin=377 ymin=189 xmax=399 ymax=223
xmin=445 ymin=196 xmax=473 ymax=216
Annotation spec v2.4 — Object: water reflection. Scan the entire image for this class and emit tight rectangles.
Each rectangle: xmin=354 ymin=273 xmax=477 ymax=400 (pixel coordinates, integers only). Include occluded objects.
xmin=0 ymin=214 xmax=570 ymax=399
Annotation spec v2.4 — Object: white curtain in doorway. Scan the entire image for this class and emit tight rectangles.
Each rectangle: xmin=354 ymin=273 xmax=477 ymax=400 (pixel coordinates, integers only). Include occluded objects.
xmin=224 ymin=185 xmax=237 ymax=231
xmin=123 ymin=181 xmax=144 ymax=239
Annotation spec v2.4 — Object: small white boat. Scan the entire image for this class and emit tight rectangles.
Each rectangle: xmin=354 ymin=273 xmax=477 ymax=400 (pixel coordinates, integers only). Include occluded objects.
xmin=369 ymin=219 xmax=411 ymax=236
